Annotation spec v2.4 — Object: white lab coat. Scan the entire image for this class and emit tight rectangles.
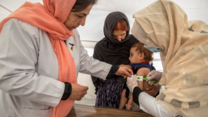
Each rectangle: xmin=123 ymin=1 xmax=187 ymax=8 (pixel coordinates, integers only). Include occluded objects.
xmin=0 ymin=19 xmax=111 ymax=117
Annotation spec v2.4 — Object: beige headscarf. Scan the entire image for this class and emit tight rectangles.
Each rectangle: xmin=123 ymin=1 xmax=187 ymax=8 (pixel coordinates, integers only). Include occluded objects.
xmin=131 ymin=0 xmax=208 ymax=116
xmin=188 ymin=20 xmax=208 ymax=33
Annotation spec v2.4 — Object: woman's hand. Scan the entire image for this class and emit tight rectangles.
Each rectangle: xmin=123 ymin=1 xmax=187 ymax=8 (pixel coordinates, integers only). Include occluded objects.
xmin=119 ymin=64 xmax=132 ymax=69
xmin=69 ymin=83 xmax=88 ymax=101
xmin=144 ymin=83 xmax=161 ymax=97
xmin=147 ymin=70 xmax=162 ymax=85
xmin=115 ymin=65 xmax=133 ymax=77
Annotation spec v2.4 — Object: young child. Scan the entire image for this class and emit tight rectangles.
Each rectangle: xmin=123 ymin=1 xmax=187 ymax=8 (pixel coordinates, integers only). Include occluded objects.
xmin=119 ymin=42 xmax=154 ymax=110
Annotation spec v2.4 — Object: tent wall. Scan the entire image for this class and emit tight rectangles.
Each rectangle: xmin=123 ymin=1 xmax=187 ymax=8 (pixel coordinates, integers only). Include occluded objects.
xmin=1 ymin=0 xmax=208 ymax=42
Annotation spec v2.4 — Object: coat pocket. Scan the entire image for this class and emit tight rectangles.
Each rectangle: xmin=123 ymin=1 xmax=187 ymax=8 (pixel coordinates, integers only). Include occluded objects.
xmin=20 ymin=106 xmax=53 ymax=117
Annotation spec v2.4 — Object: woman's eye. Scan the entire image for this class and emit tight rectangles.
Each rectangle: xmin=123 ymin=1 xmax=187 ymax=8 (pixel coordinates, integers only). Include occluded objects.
xmin=77 ymin=15 xmax=83 ymax=18
xmin=131 ymin=54 xmax=133 ymax=57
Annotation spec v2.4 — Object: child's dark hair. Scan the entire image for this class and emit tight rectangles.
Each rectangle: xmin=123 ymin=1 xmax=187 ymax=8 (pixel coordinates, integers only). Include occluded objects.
xmin=132 ymin=42 xmax=153 ymax=62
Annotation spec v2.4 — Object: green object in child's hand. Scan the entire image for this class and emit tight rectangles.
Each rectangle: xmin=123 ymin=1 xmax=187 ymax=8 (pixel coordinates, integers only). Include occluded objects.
xmin=137 ymin=77 xmax=159 ymax=82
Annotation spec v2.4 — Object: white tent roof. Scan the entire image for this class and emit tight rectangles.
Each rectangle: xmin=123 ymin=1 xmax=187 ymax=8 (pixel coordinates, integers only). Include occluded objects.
xmin=0 ymin=0 xmax=208 ymax=108
xmin=1 ymin=0 xmax=208 ymax=42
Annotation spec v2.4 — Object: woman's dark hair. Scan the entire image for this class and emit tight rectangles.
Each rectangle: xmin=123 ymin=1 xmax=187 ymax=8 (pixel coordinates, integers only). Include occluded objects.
xmin=72 ymin=0 xmax=98 ymax=12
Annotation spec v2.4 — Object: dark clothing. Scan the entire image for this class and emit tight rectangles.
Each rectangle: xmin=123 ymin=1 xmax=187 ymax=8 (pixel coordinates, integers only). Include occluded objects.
xmin=91 ymin=11 xmax=139 ymax=89
xmin=95 ymin=76 xmax=127 ymax=108
xmin=93 ymin=11 xmax=139 ymax=66
xmin=92 ymin=35 xmax=138 ymax=88
xmin=129 ymin=63 xmax=152 ymax=74
xmin=91 ymin=11 xmax=139 ymax=108
xmin=133 ymin=87 xmax=143 ymax=106
xmin=93 ymin=35 xmax=138 ymax=66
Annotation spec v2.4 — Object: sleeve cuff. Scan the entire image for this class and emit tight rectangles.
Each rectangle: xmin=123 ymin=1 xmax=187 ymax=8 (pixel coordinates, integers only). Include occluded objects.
xmin=155 ymin=90 xmax=160 ymax=97
xmin=110 ymin=65 xmax=119 ymax=74
xmin=106 ymin=65 xmax=119 ymax=79
xmin=61 ymin=82 xmax=72 ymax=100
xmin=133 ymin=87 xmax=143 ymax=105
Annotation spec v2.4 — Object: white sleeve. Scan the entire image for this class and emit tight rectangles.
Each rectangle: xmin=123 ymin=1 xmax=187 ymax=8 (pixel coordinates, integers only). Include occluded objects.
xmin=139 ymin=92 xmax=175 ymax=117
xmin=77 ymin=35 xmax=112 ymax=80
xmin=0 ymin=19 xmax=64 ymax=107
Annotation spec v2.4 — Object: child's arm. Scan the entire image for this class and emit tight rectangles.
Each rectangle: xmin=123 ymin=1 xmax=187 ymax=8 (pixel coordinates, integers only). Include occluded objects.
xmin=126 ymin=95 xmax=133 ymax=110
xmin=136 ymin=68 xmax=150 ymax=90
xmin=137 ymin=68 xmax=160 ymax=96
xmin=136 ymin=67 xmax=150 ymax=77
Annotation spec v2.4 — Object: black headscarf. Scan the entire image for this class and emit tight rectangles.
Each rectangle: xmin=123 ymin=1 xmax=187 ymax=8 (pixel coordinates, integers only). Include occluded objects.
xmin=91 ymin=12 xmax=139 ymax=89
xmin=93 ymin=11 xmax=139 ymax=65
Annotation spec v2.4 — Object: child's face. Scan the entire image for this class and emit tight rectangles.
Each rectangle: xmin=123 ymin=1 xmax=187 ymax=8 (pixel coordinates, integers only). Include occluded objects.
xmin=129 ymin=47 xmax=143 ymax=63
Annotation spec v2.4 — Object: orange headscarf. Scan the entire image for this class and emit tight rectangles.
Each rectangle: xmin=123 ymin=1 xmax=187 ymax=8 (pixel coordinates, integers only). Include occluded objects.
xmin=0 ymin=0 xmax=77 ymax=117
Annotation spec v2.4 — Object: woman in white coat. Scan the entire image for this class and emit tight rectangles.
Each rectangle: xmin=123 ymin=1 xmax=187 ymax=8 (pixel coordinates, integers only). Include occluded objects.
xmin=126 ymin=0 xmax=208 ymax=117
xmin=0 ymin=0 xmax=133 ymax=117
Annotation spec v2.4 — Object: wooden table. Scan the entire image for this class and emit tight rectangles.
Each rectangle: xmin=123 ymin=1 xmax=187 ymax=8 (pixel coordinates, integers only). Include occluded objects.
xmin=67 ymin=104 xmax=153 ymax=117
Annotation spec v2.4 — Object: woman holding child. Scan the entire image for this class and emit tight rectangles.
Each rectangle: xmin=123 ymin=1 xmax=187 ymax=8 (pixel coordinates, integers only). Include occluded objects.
xmin=91 ymin=11 xmax=160 ymax=109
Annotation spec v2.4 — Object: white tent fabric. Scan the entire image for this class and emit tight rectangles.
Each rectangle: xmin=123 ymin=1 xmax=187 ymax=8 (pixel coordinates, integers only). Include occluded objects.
xmin=1 ymin=0 xmax=208 ymax=42
xmin=0 ymin=0 xmax=208 ymax=107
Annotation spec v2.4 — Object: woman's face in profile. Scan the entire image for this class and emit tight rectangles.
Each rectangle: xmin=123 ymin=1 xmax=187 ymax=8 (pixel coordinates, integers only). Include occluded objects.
xmin=112 ymin=30 xmax=127 ymax=41
xmin=64 ymin=4 xmax=93 ymax=31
